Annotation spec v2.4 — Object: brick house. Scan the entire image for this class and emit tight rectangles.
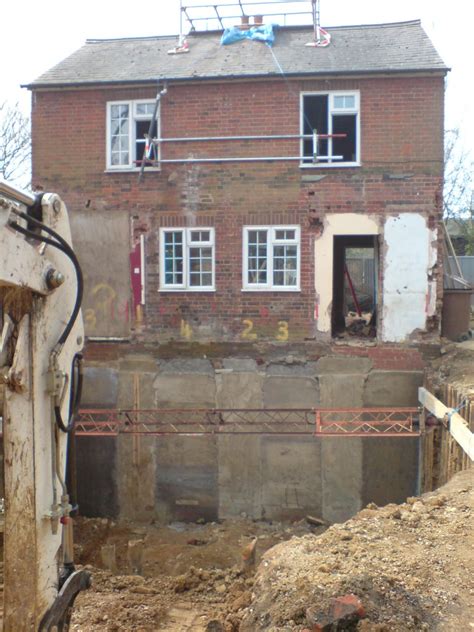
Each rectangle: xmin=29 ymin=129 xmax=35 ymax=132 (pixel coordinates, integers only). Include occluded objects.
xmin=26 ymin=18 xmax=447 ymax=406
xmin=25 ymin=16 xmax=449 ymax=522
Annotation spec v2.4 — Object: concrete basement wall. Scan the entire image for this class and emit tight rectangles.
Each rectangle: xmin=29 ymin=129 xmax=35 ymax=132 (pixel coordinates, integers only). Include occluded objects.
xmin=76 ymin=433 xmax=419 ymax=524
xmin=76 ymin=354 xmax=423 ymax=523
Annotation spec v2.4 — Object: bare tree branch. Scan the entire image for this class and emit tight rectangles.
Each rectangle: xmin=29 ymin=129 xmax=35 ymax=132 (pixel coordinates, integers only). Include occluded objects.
xmin=0 ymin=101 xmax=31 ymax=183
xmin=444 ymin=128 xmax=473 ymax=220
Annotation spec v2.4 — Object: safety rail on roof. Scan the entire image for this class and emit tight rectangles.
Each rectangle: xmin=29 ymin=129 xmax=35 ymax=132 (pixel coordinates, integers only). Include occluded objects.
xmin=181 ymin=0 xmax=316 ymax=32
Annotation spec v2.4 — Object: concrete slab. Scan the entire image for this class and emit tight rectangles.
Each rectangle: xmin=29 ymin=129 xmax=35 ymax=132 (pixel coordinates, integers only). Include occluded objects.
xmin=216 ymin=372 xmax=264 ymax=408
xmin=154 ymin=374 xmax=216 ymax=408
xmin=319 ymin=374 xmax=366 ymax=407
xmin=222 ymin=358 xmax=258 ymax=372
xmin=260 ymin=436 xmax=322 ymax=520
xmin=315 ymin=356 xmax=372 ymax=374
xmin=158 ymin=358 xmax=214 ymax=374
xmin=364 ymin=370 xmax=423 ymax=406
xmin=118 ymin=354 xmax=158 ymax=372
xmin=263 ymin=376 xmax=319 ymax=408
xmin=82 ymin=367 xmax=119 ymax=407
xmin=321 ymin=437 xmax=363 ymax=523
xmin=266 ymin=362 xmax=318 ymax=377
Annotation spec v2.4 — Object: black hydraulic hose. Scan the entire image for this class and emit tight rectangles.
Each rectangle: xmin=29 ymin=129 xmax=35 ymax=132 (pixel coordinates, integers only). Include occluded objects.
xmin=54 ymin=354 xmax=83 ymax=434
xmin=10 ymin=210 xmax=84 ymax=346
xmin=9 ymin=214 xmax=84 ymax=434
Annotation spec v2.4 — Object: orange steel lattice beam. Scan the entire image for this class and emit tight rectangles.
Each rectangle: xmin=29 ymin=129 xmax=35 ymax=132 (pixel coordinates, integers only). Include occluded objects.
xmin=74 ymin=408 xmax=420 ymax=437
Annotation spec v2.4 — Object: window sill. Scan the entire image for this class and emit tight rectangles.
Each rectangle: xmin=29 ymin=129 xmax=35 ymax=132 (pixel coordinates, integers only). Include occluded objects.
xmin=159 ymin=288 xmax=216 ymax=293
xmin=241 ymin=287 xmax=301 ymax=293
xmin=299 ymin=162 xmax=360 ymax=169
xmin=105 ymin=166 xmax=161 ymax=173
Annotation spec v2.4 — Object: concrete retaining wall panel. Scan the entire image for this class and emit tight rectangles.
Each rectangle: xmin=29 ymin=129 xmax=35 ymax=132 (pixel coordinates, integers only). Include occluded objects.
xmin=218 ymin=435 xmax=262 ymax=519
xmin=260 ymin=436 xmax=322 ymax=520
xmin=82 ymin=367 xmax=119 ymax=407
xmin=319 ymin=374 xmax=365 ymax=407
xmin=363 ymin=370 xmax=423 ymax=406
xmin=321 ymin=437 xmax=363 ymax=523
xmin=263 ymin=376 xmax=319 ymax=408
xmin=216 ymin=372 xmax=264 ymax=408
xmin=154 ymin=374 xmax=216 ymax=408
xmin=362 ymin=436 xmax=419 ymax=506
xmin=76 ymin=437 xmax=119 ymax=519
xmin=155 ymin=436 xmax=218 ymax=522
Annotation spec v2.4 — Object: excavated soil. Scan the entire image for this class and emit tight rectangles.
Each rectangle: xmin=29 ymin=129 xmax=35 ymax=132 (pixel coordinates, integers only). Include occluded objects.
xmin=68 ymin=469 xmax=473 ymax=631
xmin=238 ymin=469 xmax=474 ymax=632
xmin=70 ymin=517 xmax=323 ymax=631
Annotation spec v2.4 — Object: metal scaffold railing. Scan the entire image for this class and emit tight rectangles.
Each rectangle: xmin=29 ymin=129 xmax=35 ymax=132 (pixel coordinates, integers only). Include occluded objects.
xmin=74 ymin=407 xmax=420 ymax=437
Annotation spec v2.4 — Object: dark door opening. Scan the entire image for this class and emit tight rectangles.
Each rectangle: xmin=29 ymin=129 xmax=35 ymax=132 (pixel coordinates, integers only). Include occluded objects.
xmin=332 ymin=235 xmax=378 ymax=338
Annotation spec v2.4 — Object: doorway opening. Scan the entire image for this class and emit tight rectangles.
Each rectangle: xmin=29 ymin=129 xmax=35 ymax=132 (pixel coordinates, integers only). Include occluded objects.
xmin=332 ymin=235 xmax=378 ymax=338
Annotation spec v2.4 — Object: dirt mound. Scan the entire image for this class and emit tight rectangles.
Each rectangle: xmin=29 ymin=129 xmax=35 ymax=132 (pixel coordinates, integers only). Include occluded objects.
xmin=70 ymin=517 xmax=323 ymax=631
xmin=233 ymin=469 xmax=473 ymax=631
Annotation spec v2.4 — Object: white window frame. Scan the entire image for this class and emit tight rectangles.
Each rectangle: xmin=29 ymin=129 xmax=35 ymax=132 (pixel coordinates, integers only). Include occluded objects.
xmin=106 ymin=99 xmax=160 ymax=171
xmin=242 ymin=226 xmax=301 ymax=291
xmin=159 ymin=228 xmax=215 ymax=292
xmin=300 ymin=90 xmax=360 ymax=168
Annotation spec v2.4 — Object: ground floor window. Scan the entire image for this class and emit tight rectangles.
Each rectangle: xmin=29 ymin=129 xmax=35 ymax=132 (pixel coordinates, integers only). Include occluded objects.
xmin=243 ymin=226 xmax=300 ymax=291
xmin=159 ymin=228 xmax=215 ymax=291
xmin=332 ymin=235 xmax=378 ymax=338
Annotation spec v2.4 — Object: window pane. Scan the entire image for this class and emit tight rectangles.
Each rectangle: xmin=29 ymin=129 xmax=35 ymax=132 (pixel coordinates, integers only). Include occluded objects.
xmin=190 ymin=230 xmax=210 ymax=242
xmin=334 ymin=95 xmax=355 ymax=109
xmin=303 ymin=95 xmax=328 ymax=162
xmin=163 ymin=232 xmax=184 ymax=285
xmin=275 ymin=229 xmax=295 ymax=240
xmin=332 ymin=114 xmax=357 ymax=162
xmin=273 ymin=243 xmax=298 ymax=286
xmin=274 ymin=271 xmax=284 ymax=286
xmin=188 ymin=242 xmax=213 ymax=287
xmin=136 ymin=102 xmax=156 ymax=116
xmin=109 ymin=104 xmax=130 ymax=166
xmin=201 ymin=273 xmax=212 ymax=286
xmin=247 ymin=230 xmax=267 ymax=284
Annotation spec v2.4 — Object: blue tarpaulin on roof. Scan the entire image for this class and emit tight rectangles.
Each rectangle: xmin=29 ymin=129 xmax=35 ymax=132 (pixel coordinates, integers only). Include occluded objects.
xmin=220 ymin=24 xmax=277 ymax=46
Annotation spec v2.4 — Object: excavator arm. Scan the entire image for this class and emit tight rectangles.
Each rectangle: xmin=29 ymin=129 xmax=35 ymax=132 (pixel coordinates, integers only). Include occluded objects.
xmin=0 ymin=180 xmax=90 ymax=631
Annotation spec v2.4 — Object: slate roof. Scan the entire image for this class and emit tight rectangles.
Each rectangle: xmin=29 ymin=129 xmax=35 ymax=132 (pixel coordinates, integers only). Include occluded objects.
xmin=27 ymin=20 xmax=447 ymax=89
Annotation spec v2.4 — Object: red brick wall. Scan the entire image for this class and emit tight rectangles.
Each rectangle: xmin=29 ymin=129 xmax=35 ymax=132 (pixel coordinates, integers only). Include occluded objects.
xmin=31 ymin=74 xmax=445 ymax=343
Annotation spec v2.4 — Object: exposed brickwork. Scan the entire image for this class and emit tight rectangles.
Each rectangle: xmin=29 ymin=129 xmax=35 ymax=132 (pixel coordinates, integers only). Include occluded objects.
xmin=31 ymin=74 xmax=445 ymax=344
xmin=331 ymin=345 xmax=426 ymax=371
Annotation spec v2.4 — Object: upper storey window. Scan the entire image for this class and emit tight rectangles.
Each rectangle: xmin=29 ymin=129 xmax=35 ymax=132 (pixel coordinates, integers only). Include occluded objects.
xmin=106 ymin=100 xmax=158 ymax=170
xmin=301 ymin=91 xmax=360 ymax=166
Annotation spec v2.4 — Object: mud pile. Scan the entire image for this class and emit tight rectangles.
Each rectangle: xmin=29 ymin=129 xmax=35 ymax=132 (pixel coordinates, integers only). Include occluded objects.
xmin=234 ymin=470 xmax=473 ymax=631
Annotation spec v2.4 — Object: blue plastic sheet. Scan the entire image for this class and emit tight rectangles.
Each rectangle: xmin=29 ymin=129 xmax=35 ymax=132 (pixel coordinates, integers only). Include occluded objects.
xmin=221 ymin=24 xmax=277 ymax=47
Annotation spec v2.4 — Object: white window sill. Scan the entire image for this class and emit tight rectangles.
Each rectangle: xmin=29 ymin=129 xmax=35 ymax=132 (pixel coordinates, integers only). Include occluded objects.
xmin=105 ymin=166 xmax=161 ymax=173
xmin=159 ymin=288 xmax=216 ymax=293
xmin=299 ymin=162 xmax=360 ymax=169
xmin=241 ymin=287 xmax=301 ymax=292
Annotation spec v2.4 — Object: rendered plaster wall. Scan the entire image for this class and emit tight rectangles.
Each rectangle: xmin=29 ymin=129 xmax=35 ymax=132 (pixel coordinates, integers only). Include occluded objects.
xmin=382 ymin=214 xmax=437 ymax=342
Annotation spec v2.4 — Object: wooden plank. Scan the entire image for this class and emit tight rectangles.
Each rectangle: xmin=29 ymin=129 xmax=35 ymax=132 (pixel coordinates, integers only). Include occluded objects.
xmin=419 ymin=387 xmax=474 ymax=461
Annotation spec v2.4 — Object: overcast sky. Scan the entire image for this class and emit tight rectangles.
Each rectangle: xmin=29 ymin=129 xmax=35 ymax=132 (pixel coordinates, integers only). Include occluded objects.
xmin=2 ymin=0 xmax=473 ymax=156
